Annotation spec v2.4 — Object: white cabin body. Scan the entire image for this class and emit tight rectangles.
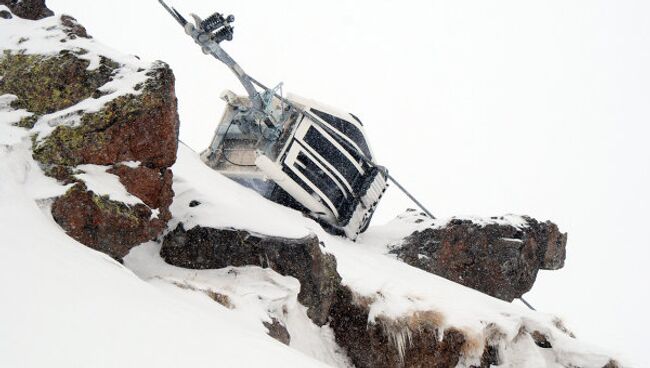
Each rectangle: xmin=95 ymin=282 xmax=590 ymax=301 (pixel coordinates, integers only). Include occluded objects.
xmin=202 ymin=91 xmax=387 ymax=239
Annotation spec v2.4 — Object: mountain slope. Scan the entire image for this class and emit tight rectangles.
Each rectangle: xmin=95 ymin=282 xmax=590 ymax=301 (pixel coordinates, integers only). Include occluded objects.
xmin=146 ymin=145 xmax=621 ymax=368
xmin=0 ymin=134 xmax=330 ymax=368
xmin=0 ymin=4 xmax=625 ymax=367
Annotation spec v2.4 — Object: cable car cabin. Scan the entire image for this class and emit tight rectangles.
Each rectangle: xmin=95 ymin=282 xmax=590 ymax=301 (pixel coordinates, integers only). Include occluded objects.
xmin=201 ymin=90 xmax=388 ymax=239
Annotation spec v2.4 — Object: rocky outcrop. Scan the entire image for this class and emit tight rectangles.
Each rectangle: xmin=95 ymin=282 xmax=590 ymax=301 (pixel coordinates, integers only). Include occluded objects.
xmin=329 ymin=287 xmax=469 ymax=368
xmin=328 ymin=287 xmax=620 ymax=368
xmin=161 ymin=222 xmax=618 ymax=368
xmin=161 ymin=222 xmax=476 ymax=366
xmin=1 ymin=7 xmax=179 ymax=260
xmin=43 ymin=61 xmax=178 ymax=260
xmin=0 ymin=0 xmax=53 ymax=20
xmin=160 ymin=222 xmax=591 ymax=368
xmin=161 ymin=224 xmax=340 ymax=326
xmin=389 ymin=214 xmax=567 ymax=301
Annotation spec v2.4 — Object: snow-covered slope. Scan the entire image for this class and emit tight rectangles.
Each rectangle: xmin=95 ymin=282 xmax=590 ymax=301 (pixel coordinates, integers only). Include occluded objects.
xmin=0 ymin=119 xmax=620 ymax=366
xmin=0 ymin=116 xmax=332 ymax=368
xmin=0 ymin=5 xmax=625 ymax=368
xmin=0 ymin=8 xmax=327 ymax=367
xmin=122 ymin=145 xmax=622 ymax=368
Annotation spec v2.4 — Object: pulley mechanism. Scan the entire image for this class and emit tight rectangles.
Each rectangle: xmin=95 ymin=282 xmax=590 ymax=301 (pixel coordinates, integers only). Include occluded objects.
xmin=198 ymin=12 xmax=235 ymax=43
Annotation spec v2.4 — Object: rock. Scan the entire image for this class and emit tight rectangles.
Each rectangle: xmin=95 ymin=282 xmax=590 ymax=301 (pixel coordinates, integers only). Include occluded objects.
xmin=160 ymin=225 xmax=490 ymax=366
xmin=389 ymin=216 xmax=567 ymax=301
xmin=0 ymin=12 xmax=180 ymax=260
xmin=477 ymin=344 xmax=500 ymax=367
xmin=60 ymin=14 xmax=90 ymax=39
xmin=39 ymin=60 xmax=178 ymax=260
xmin=51 ymin=184 xmax=168 ymax=260
xmin=32 ymin=62 xmax=179 ymax=168
xmin=264 ymin=318 xmax=291 ymax=345
xmin=161 ymin=224 xmax=340 ymax=326
xmin=43 ymin=60 xmax=178 ymax=260
xmin=107 ymin=164 xmax=174 ymax=222
xmin=602 ymin=360 xmax=621 ymax=368
xmin=530 ymin=330 xmax=552 ymax=349
xmin=203 ymin=289 xmax=233 ymax=308
xmin=0 ymin=9 xmax=12 ymax=19
xmin=47 ymin=162 xmax=175 ymax=259
xmin=159 ymin=222 xmax=610 ymax=367
xmin=329 ymin=287 xmax=468 ymax=368
xmin=0 ymin=0 xmax=53 ymax=20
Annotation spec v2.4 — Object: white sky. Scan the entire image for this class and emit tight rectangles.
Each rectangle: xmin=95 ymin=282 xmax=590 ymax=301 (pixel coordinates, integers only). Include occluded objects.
xmin=47 ymin=1 xmax=650 ymax=366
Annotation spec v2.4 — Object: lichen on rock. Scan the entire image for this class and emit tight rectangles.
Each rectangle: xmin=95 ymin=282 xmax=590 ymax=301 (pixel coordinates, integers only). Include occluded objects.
xmin=32 ymin=62 xmax=178 ymax=168
xmin=0 ymin=50 xmax=119 ymax=128
xmin=41 ymin=61 xmax=179 ymax=259
xmin=0 ymin=8 xmax=179 ymax=260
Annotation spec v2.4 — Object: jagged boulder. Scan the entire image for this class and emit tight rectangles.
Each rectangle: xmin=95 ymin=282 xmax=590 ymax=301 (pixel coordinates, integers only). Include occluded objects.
xmin=161 ymin=224 xmax=341 ymax=326
xmin=389 ymin=213 xmax=567 ymax=301
xmin=0 ymin=7 xmax=179 ymax=259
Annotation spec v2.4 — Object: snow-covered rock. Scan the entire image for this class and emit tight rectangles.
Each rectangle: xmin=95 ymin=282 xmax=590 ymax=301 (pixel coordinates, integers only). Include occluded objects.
xmin=0 ymin=4 xmax=178 ymax=259
xmin=379 ymin=210 xmax=567 ymax=301
xmin=161 ymin=224 xmax=340 ymax=326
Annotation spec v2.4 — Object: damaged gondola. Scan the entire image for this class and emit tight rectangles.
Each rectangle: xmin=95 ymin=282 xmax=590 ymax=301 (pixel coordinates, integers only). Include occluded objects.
xmin=158 ymin=1 xmax=388 ymax=239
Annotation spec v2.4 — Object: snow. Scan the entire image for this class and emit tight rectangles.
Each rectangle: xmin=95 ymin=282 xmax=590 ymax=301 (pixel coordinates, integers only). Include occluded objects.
xmin=2 ymin=122 xmax=617 ymax=367
xmin=0 ymin=123 xmax=329 ymax=368
xmin=125 ymin=241 xmax=352 ymax=368
xmin=357 ymin=209 xmax=532 ymax=255
xmin=73 ymin=164 xmax=145 ymax=206
xmin=0 ymin=6 xmax=627 ymax=368
xmin=168 ymin=144 xmax=313 ymax=239
xmin=0 ymin=7 xmax=149 ymax=70
xmin=0 ymin=94 xmax=32 ymax=145
xmin=41 ymin=0 xmax=649 ymax=362
xmin=3 ymin=107 xmax=618 ymax=366
xmin=119 ymin=160 xmax=141 ymax=168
